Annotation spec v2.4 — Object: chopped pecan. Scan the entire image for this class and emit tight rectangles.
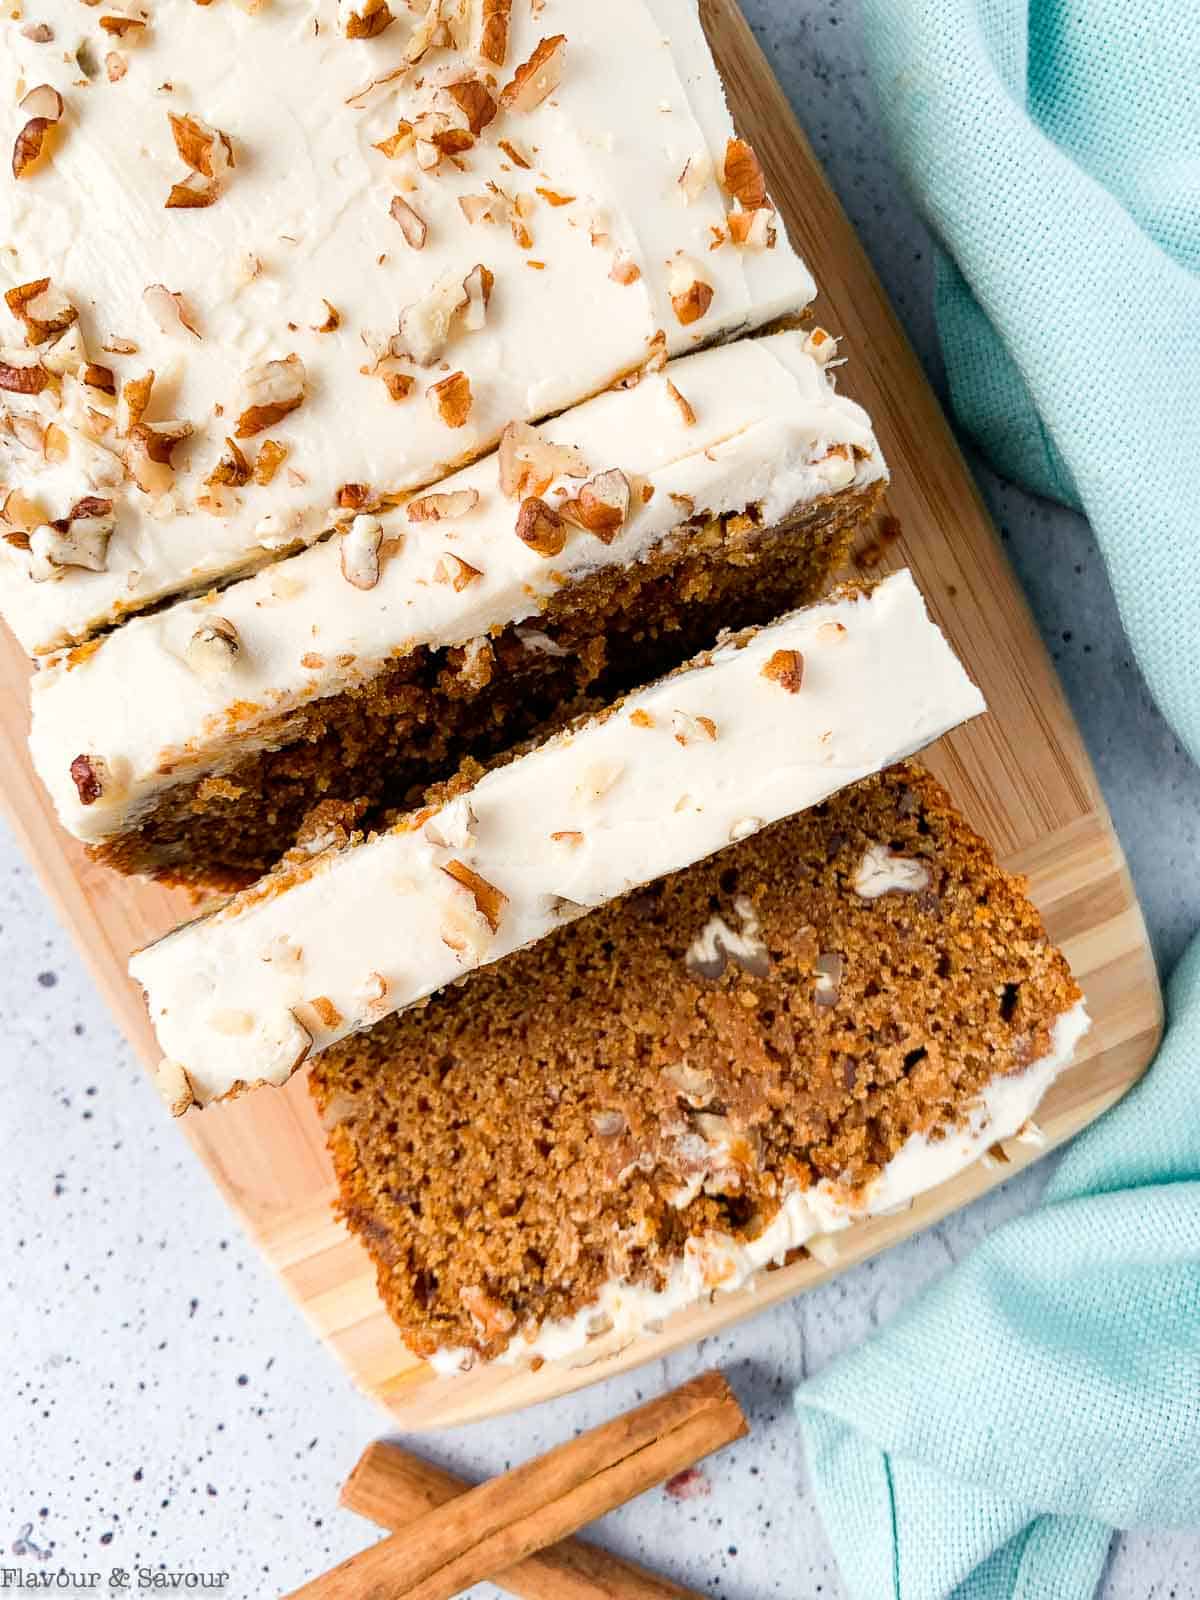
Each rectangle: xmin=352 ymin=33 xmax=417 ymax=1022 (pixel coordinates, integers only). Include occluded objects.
xmin=428 ymin=370 xmax=472 ymax=428
xmin=515 ymin=496 xmax=566 ymax=556
xmin=441 ymin=859 xmax=507 ymax=933
xmin=500 ymin=34 xmax=565 ymax=112
xmin=235 ymin=355 xmax=305 ymax=437
xmin=760 ymin=648 xmax=804 ymax=693
xmin=722 ymin=138 xmax=767 ymax=209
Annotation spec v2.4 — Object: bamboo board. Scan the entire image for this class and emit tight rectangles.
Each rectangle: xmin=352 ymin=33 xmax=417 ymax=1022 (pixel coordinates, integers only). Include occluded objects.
xmin=0 ymin=0 xmax=1162 ymax=1429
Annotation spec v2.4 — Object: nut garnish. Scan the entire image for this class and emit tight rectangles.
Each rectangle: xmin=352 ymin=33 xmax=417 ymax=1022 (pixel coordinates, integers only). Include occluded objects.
xmin=722 ymin=138 xmax=767 ymax=209
xmin=515 ymin=495 xmax=566 ymax=557
xmin=12 ymin=116 xmax=57 ymax=181
xmin=501 ymin=34 xmax=566 ymax=111
xmin=441 ymin=859 xmax=506 ymax=933
xmin=560 ymin=468 xmax=631 ymax=543
xmin=29 ymin=498 xmax=116 ymax=579
xmin=69 ymin=753 xmax=104 ymax=806
xmin=665 ymin=379 xmax=696 ymax=426
xmin=168 ymin=111 xmax=234 ymax=179
xmin=106 ymin=52 xmax=128 ymax=81
xmin=461 ymin=263 xmax=494 ymax=331
xmin=142 ymin=283 xmax=201 ymax=339
xmin=117 ymin=370 xmax=154 ymax=434
xmin=433 ymin=551 xmax=482 ymax=591
xmin=760 ymin=648 xmax=804 ymax=693
xmin=165 ymin=112 xmax=234 ymax=208
xmin=668 ymin=254 xmax=714 ymax=326
xmin=235 ymin=355 xmax=306 ymax=436
xmin=429 ymin=369 xmax=472 ymax=428
xmin=126 ymin=420 xmax=192 ymax=495
xmin=340 ymin=514 xmax=384 ymax=590
xmin=0 ymin=353 xmax=50 ymax=394
xmin=498 ymin=420 xmax=588 ymax=498
xmin=671 ymin=710 xmax=718 ymax=746
xmin=852 ymin=842 xmax=932 ymax=900
xmin=609 ymin=252 xmax=641 ymax=286
xmin=395 ymin=269 xmax=490 ymax=366
xmin=478 ymin=0 xmax=511 ymax=65
xmin=186 ymin=616 xmax=240 ymax=677
xmin=408 ymin=487 xmax=479 ymax=522
xmin=630 ymin=709 xmax=655 ymax=729
xmin=445 ymin=76 xmax=498 ymax=135
xmin=206 ymin=437 xmax=251 ymax=488
xmin=373 ymin=120 xmax=414 ymax=159
xmin=98 ymin=14 xmax=147 ymax=38
xmin=5 ymin=278 xmax=77 ymax=345
xmin=550 ymin=829 xmax=583 ymax=847
xmin=166 ymin=171 xmax=219 ymax=209
xmin=389 ymin=193 xmax=428 ymax=249
xmin=728 ymin=208 xmax=776 ymax=250
xmin=253 ymin=439 xmax=288 ymax=485
xmin=341 ymin=0 xmax=393 ymax=38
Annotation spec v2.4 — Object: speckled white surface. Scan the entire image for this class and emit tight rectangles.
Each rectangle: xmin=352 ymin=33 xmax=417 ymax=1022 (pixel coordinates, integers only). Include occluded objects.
xmin=3 ymin=2 xmax=1199 ymax=1596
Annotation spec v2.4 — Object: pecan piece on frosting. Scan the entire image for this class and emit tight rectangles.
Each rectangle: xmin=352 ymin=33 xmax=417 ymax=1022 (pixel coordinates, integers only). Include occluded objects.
xmin=341 ymin=0 xmax=393 ymax=37
xmin=4 ymin=278 xmax=77 ymax=344
xmin=339 ymin=514 xmax=383 ymax=590
xmin=186 ymin=616 xmax=241 ymax=677
xmin=168 ymin=112 xmax=234 ymax=180
xmin=668 ymin=254 xmax=714 ymax=327
xmin=514 ymin=495 xmax=566 ymax=557
xmin=206 ymin=437 xmax=251 ymax=488
xmin=433 ymin=551 xmax=483 ymax=591
xmin=560 ymin=468 xmax=631 ymax=544
xmin=29 ymin=497 xmax=116 ymax=579
xmin=501 ymin=34 xmax=566 ymax=112
xmin=408 ymin=488 xmax=479 ymax=523
xmin=0 ymin=354 xmax=51 ymax=395
xmin=441 ymin=859 xmax=507 ymax=933
xmin=389 ymin=194 xmax=428 ymax=249
xmin=12 ymin=116 xmax=56 ymax=181
xmin=760 ymin=648 xmax=804 ymax=693
xmin=234 ymin=355 xmax=306 ymax=437
xmin=478 ymin=0 xmax=511 ymax=65
xmin=428 ymin=369 xmax=472 ymax=428
xmin=722 ymin=138 xmax=767 ymax=209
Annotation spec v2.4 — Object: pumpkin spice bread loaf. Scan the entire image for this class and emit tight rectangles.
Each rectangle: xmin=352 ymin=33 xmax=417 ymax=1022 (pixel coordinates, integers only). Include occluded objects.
xmin=309 ymin=763 xmax=1086 ymax=1372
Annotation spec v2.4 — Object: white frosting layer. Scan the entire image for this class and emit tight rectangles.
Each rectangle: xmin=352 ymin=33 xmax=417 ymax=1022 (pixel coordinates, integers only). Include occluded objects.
xmin=129 ymin=570 xmax=986 ymax=1109
xmin=29 ymin=331 xmax=885 ymax=846
xmin=1 ymin=0 xmax=816 ymax=653
xmin=430 ymin=999 xmax=1091 ymax=1373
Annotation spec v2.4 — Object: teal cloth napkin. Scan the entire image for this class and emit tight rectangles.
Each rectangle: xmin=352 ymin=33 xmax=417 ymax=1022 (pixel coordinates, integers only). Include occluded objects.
xmin=792 ymin=3 xmax=1200 ymax=1595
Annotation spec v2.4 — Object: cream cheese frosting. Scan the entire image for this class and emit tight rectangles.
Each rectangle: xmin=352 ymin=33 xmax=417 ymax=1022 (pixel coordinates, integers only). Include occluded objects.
xmin=129 ymin=569 xmax=987 ymax=1112
xmin=429 ymin=999 xmax=1090 ymax=1373
xmin=29 ymin=330 xmax=884 ymax=846
xmin=1 ymin=0 xmax=816 ymax=653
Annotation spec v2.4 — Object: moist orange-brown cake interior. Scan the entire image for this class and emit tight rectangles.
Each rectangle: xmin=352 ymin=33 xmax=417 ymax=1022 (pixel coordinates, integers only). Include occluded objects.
xmin=310 ymin=763 xmax=1079 ymax=1364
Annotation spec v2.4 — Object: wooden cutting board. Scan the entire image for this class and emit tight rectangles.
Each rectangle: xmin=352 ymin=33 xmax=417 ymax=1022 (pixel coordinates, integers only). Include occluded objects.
xmin=0 ymin=0 xmax=1162 ymax=1428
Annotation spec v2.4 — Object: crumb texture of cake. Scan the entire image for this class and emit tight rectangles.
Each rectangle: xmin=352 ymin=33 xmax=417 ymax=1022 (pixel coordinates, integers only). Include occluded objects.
xmin=0 ymin=0 xmax=816 ymax=655
xmin=29 ymin=331 xmax=886 ymax=876
xmin=128 ymin=570 xmax=985 ymax=1110
xmin=308 ymin=764 xmax=1086 ymax=1370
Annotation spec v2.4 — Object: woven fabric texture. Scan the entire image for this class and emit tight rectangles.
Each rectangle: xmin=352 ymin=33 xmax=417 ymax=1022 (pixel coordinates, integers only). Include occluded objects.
xmin=792 ymin=2 xmax=1200 ymax=1595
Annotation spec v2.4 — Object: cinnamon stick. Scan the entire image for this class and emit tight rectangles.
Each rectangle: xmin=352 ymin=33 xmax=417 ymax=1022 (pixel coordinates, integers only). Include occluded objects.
xmin=284 ymin=1370 xmax=746 ymax=1600
xmin=340 ymin=1440 xmax=713 ymax=1600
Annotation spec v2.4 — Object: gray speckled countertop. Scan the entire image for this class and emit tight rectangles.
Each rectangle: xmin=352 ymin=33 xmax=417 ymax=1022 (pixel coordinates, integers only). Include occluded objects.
xmin=3 ymin=2 xmax=1198 ymax=1596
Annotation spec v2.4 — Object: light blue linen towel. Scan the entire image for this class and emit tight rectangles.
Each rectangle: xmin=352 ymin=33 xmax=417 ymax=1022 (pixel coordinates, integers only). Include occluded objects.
xmin=793 ymin=3 xmax=1200 ymax=1594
